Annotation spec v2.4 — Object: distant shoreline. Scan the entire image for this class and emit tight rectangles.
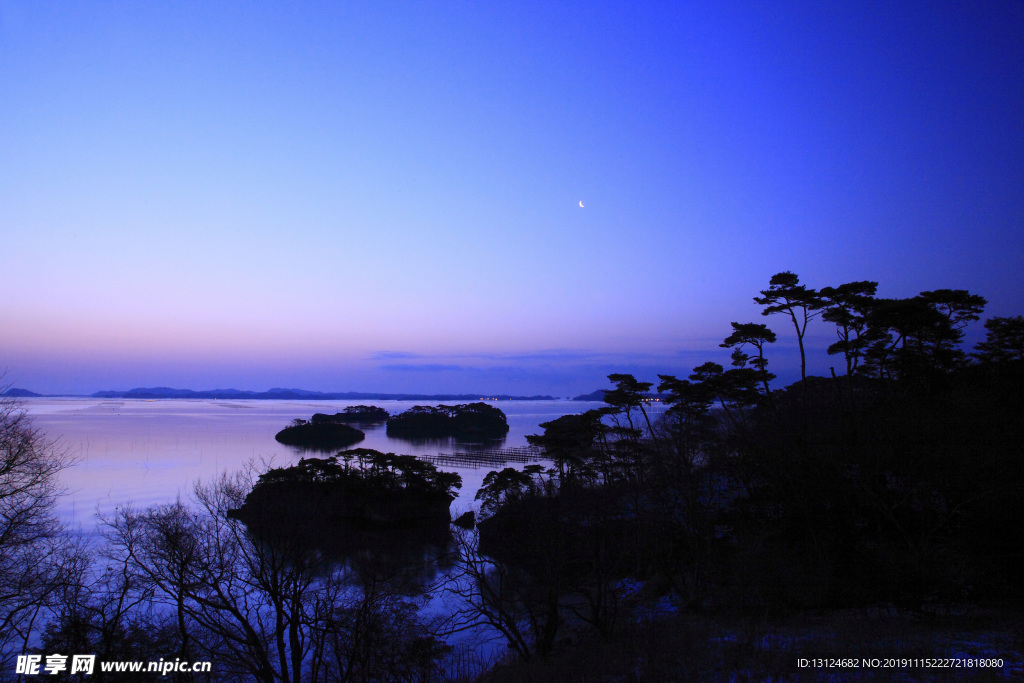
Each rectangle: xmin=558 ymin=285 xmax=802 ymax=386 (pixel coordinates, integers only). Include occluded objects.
xmin=5 ymin=387 xmax=560 ymax=401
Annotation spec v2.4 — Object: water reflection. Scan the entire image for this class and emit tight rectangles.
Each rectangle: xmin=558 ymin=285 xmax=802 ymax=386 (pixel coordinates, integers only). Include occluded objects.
xmin=243 ymin=514 xmax=457 ymax=592
xmin=21 ymin=398 xmax=613 ymax=526
xmin=384 ymin=435 xmax=507 ymax=451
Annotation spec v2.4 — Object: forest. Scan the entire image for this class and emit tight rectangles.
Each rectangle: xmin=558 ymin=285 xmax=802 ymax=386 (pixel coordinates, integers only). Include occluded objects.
xmin=1 ymin=271 xmax=1022 ymax=681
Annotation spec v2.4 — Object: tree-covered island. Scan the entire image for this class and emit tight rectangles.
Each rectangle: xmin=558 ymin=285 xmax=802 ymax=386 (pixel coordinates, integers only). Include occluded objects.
xmin=228 ymin=449 xmax=462 ymax=532
xmin=274 ymin=418 xmax=366 ymax=450
xmin=386 ymin=402 xmax=510 ymax=439
xmin=312 ymin=405 xmax=390 ymax=424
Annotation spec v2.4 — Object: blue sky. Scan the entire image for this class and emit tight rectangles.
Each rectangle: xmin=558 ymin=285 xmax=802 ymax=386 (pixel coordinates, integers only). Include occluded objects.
xmin=2 ymin=1 xmax=1022 ymax=396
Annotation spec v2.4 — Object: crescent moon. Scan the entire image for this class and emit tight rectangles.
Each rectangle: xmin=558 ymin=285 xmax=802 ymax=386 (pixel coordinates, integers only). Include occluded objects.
xmin=579 ymin=201 xmax=584 ymax=208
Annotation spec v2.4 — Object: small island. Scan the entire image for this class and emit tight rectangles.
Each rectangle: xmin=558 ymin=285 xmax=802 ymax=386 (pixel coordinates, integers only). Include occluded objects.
xmin=275 ymin=419 xmax=365 ymax=450
xmin=311 ymin=405 xmax=390 ymax=424
xmin=385 ymin=402 xmax=510 ymax=439
xmin=227 ymin=450 xmax=463 ymax=553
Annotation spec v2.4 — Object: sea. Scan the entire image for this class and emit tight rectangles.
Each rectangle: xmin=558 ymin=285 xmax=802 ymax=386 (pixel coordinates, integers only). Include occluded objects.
xmin=20 ymin=397 xmax=609 ymax=530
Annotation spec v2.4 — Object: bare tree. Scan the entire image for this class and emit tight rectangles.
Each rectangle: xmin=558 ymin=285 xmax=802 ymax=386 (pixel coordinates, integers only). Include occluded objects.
xmin=101 ymin=470 xmax=313 ymax=683
xmin=0 ymin=388 xmax=81 ymax=670
xmin=100 ymin=463 xmax=450 ymax=683
xmin=439 ymin=527 xmax=537 ymax=662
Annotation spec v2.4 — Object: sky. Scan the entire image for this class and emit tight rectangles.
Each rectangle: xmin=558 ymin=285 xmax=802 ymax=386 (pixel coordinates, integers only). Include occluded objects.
xmin=2 ymin=1 xmax=1022 ymax=397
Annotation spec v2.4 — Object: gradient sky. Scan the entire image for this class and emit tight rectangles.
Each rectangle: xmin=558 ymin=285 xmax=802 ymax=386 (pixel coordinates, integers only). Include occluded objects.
xmin=2 ymin=1 xmax=1022 ymax=396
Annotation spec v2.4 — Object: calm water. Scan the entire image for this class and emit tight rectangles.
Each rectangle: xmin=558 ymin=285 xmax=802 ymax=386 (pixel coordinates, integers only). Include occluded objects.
xmin=22 ymin=398 xmax=604 ymax=528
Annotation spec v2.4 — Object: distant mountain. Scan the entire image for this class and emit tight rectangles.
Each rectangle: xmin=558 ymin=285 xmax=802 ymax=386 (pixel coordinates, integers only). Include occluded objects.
xmin=572 ymin=390 xmax=608 ymax=401
xmin=87 ymin=387 xmax=557 ymax=401
xmin=571 ymin=389 xmax=668 ymax=402
xmin=2 ymin=388 xmax=43 ymax=397
xmin=266 ymin=387 xmax=328 ymax=397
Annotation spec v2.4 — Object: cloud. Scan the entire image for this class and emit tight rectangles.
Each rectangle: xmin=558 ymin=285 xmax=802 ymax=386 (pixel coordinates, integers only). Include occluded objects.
xmin=471 ymin=350 xmax=604 ymax=363
xmin=367 ymin=345 xmax=794 ymax=391
xmin=380 ymin=363 xmax=466 ymax=373
xmin=372 ymin=351 xmax=426 ymax=361
xmin=371 ymin=348 xmax=678 ymax=365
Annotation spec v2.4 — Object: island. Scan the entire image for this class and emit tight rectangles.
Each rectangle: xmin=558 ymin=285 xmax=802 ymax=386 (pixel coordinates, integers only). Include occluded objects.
xmin=311 ymin=405 xmax=390 ymax=424
xmin=274 ymin=419 xmax=365 ymax=450
xmin=385 ymin=402 xmax=510 ymax=439
xmin=226 ymin=450 xmax=463 ymax=564
xmin=228 ymin=450 xmax=461 ymax=527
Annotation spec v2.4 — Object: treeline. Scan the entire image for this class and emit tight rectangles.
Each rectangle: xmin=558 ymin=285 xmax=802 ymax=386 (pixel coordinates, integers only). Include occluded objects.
xmin=456 ymin=272 xmax=1023 ymax=661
